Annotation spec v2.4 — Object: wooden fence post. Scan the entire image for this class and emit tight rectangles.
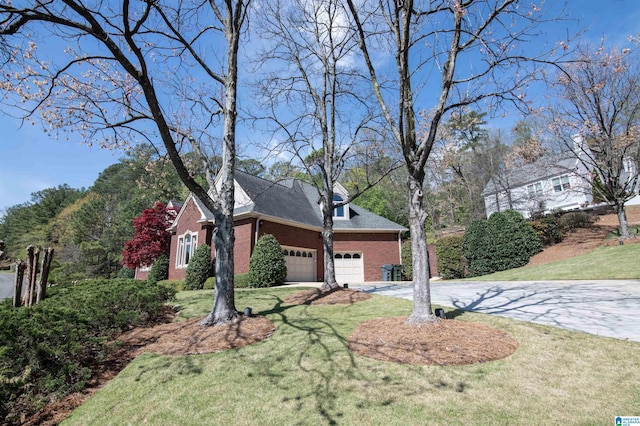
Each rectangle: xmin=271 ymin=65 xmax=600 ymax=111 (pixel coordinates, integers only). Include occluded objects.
xmin=13 ymin=260 xmax=26 ymax=308
xmin=24 ymin=246 xmax=35 ymax=307
xmin=37 ymin=247 xmax=54 ymax=303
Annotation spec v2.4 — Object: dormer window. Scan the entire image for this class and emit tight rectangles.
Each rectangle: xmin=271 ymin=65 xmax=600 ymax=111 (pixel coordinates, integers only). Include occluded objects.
xmin=333 ymin=194 xmax=349 ymax=219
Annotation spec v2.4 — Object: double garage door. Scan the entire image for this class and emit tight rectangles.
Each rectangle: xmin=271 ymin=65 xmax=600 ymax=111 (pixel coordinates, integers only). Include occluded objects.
xmin=334 ymin=252 xmax=364 ymax=283
xmin=282 ymin=248 xmax=365 ymax=283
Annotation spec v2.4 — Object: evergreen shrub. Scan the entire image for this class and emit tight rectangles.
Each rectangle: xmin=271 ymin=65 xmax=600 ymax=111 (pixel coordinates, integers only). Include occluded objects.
xmin=234 ymin=273 xmax=252 ymax=288
xmin=117 ymin=266 xmax=136 ymax=279
xmin=184 ymin=244 xmax=212 ymax=290
xmin=0 ymin=279 xmax=175 ymax=424
xmin=147 ymin=254 xmax=169 ymax=285
xmin=463 ymin=219 xmax=494 ymax=277
xmin=464 ymin=210 xmax=543 ymax=277
xmin=531 ymin=216 xmax=563 ymax=246
xmin=401 ymin=240 xmax=413 ymax=280
xmin=435 ymin=235 xmax=466 ymax=279
xmin=248 ymin=234 xmax=287 ymax=288
xmin=558 ymin=211 xmax=594 ymax=232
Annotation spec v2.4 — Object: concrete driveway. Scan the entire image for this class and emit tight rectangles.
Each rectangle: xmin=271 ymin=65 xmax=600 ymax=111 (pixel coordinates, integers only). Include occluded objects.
xmin=356 ymin=280 xmax=640 ymax=342
xmin=0 ymin=272 xmax=15 ymax=301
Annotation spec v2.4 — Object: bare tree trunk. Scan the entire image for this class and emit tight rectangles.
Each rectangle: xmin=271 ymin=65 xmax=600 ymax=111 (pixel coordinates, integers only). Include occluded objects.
xmin=37 ymin=247 xmax=54 ymax=303
xmin=616 ymin=204 xmax=631 ymax=239
xmin=321 ymin=203 xmax=339 ymax=290
xmin=201 ymin=214 xmax=238 ymax=325
xmin=13 ymin=260 xmax=26 ymax=308
xmin=406 ymin=176 xmax=437 ymax=324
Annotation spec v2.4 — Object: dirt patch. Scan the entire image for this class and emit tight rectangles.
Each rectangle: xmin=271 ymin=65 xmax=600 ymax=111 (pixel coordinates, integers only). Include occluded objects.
xmin=528 ymin=210 xmax=640 ymax=266
xmin=349 ymin=316 xmax=519 ymax=365
xmin=284 ymin=286 xmax=372 ymax=305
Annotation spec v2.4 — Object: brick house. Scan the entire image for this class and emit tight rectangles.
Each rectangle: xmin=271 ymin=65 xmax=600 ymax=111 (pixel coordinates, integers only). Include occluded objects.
xmin=164 ymin=171 xmax=407 ymax=283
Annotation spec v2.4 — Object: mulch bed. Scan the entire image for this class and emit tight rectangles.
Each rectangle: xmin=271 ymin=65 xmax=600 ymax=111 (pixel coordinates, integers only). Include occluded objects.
xmin=119 ymin=314 xmax=276 ymax=356
xmin=284 ymin=287 xmax=372 ymax=305
xmin=349 ymin=316 xmax=519 ymax=365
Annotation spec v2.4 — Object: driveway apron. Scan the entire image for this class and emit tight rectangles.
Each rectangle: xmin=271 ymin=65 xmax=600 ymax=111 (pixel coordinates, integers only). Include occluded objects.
xmin=358 ymin=280 xmax=640 ymax=342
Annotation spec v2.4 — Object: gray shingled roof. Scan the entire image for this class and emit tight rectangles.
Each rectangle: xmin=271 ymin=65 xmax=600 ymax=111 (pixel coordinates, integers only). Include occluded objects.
xmin=483 ymin=153 xmax=578 ymax=196
xmin=232 ymin=170 xmax=406 ymax=231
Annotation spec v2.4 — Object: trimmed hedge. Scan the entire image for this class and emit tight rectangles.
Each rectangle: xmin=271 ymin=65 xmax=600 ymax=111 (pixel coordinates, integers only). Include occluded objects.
xmin=248 ymin=234 xmax=287 ymax=288
xmin=464 ymin=210 xmax=543 ymax=277
xmin=184 ymin=244 xmax=212 ymax=290
xmin=435 ymin=235 xmax=466 ymax=279
xmin=0 ymin=279 xmax=175 ymax=424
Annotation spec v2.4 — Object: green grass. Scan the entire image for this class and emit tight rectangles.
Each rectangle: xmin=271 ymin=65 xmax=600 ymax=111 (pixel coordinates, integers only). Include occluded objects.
xmin=63 ymin=287 xmax=640 ymax=425
xmin=467 ymin=243 xmax=640 ymax=281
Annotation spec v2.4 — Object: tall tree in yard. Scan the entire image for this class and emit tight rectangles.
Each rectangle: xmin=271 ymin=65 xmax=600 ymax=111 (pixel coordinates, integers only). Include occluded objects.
xmin=346 ymin=0 xmax=569 ymax=322
xmin=545 ymin=45 xmax=640 ymax=239
xmin=0 ymin=1 xmax=250 ymax=325
xmin=254 ymin=0 xmax=397 ymax=290
xmin=122 ymin=201 xmax=176 ymax=271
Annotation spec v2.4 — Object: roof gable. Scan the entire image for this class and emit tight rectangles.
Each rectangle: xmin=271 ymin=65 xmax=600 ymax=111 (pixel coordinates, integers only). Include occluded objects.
xmin=171 ymin=170 xmax=406 ymax=232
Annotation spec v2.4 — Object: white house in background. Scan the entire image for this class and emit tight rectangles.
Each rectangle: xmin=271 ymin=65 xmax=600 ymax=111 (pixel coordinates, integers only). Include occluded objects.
xmin=483 ymin=134 xmax=640 ymax=219
xmin=482 ymin=152 xmax=594 ymax=219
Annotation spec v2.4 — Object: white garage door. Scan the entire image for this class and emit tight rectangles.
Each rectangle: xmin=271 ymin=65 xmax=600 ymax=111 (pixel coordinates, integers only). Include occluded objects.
xmin=334 ymin=252 xmax=364 ymax=283
xmin=283 ymin=247 xmax=316 ymax=282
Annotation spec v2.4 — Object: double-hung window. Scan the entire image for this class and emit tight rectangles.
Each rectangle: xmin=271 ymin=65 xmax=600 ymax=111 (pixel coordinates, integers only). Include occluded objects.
xmin=176 ymin=231 xmax=198 ymax=268
xmin=552 ymin=175 xmax=571 ymax=192
xmin=527 ymin=182 xmax=542 ymax=196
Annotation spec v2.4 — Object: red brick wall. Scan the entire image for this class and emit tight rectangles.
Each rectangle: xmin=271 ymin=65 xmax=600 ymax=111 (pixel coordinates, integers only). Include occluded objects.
xmin=233 ymin=218 xmax=256 ymax=274
xmin=258 ymin=220 xmax=325 ymax=281
xmin=135 ymin=268 xmax=149 ymax=280
xmin=168 ymin=197 xmax=214 ymax=280
xmin=335 ymin=232 xmax=401 ymax=281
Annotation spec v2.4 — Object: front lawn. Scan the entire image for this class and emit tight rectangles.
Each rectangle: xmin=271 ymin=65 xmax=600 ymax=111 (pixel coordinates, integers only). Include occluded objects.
xmin=64 ymin=287 xmax=640 ymax=425
xmin=468 ymin=243 xmax=640 ymax=281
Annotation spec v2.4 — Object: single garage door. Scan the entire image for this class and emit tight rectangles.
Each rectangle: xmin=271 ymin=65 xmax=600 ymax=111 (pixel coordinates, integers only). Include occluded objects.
xmin=334 ymin=252 xmax=364 ymax=283
xmin=283 ymin=247 xmax=316 ymax=282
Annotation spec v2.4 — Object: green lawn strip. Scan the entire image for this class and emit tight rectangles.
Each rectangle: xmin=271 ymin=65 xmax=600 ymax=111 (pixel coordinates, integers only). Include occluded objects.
xmin=466 ymin=243 xmax=640 ymax=281
xmin=64 ymin=288 xmax=640 ymax=425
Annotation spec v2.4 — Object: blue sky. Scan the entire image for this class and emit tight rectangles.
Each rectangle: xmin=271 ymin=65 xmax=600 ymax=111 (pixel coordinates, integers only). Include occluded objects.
xmin=1 ymin=0 xmax=639 ymax=216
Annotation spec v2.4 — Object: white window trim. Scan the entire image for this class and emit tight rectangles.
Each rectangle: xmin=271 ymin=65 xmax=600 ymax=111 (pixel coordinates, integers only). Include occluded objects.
xmin=527 ymin=182 xmax=543 ymax=196
xmin=552 ymin=175 xmax=571 ymax=192
xmin=176 ymin=230 xmax=198 ymax=269
xmin=332 ymin=193 xmax=350 ymax=220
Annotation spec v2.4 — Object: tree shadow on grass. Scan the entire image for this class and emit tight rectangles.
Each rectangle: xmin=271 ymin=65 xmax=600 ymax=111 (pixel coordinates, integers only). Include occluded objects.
xmin=246 ymin=291 xmax=470 ymax=424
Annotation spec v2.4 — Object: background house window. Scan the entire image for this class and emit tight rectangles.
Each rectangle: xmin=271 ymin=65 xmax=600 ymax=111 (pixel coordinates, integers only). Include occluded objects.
xmin=552 ymin=175 xmax=571 ymax=192
xmin=527 ymin=182 xmax=542 ymax=196
xmin=176 ymin=231 xmax=198 ymax=268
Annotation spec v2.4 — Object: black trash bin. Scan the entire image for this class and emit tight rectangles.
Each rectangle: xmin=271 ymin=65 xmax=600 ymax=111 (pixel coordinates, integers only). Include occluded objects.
xmin=381 ymin=264 xmax=393 ymax=281
xmin=392 ymin=264 xmax=403 ymax=281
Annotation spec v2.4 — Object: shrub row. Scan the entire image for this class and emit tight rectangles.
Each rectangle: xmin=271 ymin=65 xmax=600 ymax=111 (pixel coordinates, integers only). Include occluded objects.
xmin=531 ymin=211 xmax=595 ymax=246
xmin=0 ymin=279 xmax=176 ymax=424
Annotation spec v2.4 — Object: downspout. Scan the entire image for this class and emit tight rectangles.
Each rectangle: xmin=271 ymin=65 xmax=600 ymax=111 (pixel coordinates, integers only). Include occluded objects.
xmin=398 ymin=231 xmax=402 ymax=266
xmin=254 ymin=216 xmax=261 ymax=248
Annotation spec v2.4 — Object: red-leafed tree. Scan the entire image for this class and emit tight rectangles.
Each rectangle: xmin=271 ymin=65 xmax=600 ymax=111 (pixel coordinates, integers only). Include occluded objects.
xmin=121 ymin=202 xmax=177 ymax=270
